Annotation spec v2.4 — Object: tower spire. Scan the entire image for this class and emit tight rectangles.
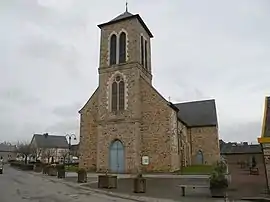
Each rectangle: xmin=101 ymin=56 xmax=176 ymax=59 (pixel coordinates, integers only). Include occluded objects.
xmin=125 ymin=0 xmax=128 ymax=12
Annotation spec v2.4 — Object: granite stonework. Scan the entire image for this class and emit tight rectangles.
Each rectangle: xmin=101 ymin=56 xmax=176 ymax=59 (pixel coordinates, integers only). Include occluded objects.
xmin=79 ymin=11 xmax=220 ymax=173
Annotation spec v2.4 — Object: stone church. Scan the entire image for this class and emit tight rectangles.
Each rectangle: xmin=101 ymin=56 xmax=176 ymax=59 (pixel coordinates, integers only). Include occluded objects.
xmin=78 ymin=10 xmax=220 ymax=173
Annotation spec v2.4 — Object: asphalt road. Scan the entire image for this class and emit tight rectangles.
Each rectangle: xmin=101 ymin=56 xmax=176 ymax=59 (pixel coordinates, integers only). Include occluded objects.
xmin=0 ymin=165 xmax=134 ymax=202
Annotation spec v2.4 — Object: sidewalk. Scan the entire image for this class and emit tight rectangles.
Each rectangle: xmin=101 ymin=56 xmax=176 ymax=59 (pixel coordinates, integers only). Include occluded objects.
xmin=30 ymin=171 xmax=239 ymax=202
xmin=66 ymin=172 xmax=210 ymax=179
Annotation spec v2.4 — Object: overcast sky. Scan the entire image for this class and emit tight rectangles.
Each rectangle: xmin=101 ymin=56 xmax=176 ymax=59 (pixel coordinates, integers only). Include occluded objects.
xmin=0 ymin=0 xmax=269 ymax=143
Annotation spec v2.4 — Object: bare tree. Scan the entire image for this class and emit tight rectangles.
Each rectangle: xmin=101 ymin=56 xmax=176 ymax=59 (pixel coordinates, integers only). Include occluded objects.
xmin=31 ymin=148 xmax=42 ymax=162
xmin=16 ymin=141 xmax=32 ymax=164
xmin=60 ymin=150 xmax=69 ymax=164
xmin=42 ymin=148 xmax=56 ymax=164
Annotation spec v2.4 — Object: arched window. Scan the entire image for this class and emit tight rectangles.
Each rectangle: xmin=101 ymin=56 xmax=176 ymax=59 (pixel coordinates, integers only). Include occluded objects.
xmin=119 ymin=32 xmax=126 ymax=63
xmin=111 ymin=75 xmax=125 ymax=111
xmin=109 ymin=34 xmax=117 ymax=65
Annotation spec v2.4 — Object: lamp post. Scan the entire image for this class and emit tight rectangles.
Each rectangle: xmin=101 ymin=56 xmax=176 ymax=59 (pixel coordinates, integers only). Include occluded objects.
xmin=65 ymin=134 xmax=76 ymax=164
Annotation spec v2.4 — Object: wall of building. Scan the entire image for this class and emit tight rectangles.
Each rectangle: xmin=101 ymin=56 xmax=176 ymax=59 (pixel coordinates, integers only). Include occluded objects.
xmin=189 ymin=126 xmax=220 ymax=165
xmin=222 ymin=153 xmax=263 ymax=165
xmin=0 ymin=151 xmax=16 ymax=162
xmin=79 ymin=89 xmax=99 ymax=171
xmin=140 ymin=78 xmax=178 ymax=172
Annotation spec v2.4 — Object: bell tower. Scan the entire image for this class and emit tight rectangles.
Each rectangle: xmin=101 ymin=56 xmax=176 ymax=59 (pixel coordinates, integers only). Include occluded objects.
xmin=97 ymin=10 xmax=154 ymax=84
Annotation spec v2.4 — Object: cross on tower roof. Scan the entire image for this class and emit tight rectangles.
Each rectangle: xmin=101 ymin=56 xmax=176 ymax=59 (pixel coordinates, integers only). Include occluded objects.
xmin=125 ymin=0 xmax=128 ymax=12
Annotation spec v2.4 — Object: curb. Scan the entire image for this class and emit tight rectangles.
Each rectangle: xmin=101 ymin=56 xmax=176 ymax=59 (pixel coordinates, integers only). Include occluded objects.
xmin=241 ymin=197 xmax=270 ymax=202
xmin=29 ymin=172 xmax=177 ymax=202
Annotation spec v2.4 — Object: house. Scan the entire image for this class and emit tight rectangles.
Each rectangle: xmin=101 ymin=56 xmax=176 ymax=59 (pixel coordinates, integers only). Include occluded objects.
xmin=79 ymin=9 xmax=220 ymax=173
xmin=220 ymin=140 xmax=263 ymax=165
xmin=30 ymin=133 xmax=69 ymax=163
xmin=70 ymin=144 xmax=79 ymax=157
xmin=0 ymin=143 xmax=17 ymax=162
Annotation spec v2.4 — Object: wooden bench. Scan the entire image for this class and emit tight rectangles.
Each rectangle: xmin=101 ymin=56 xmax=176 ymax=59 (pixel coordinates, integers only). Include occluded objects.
xmin=250 ymin=167 xmax=259 ymax=175
xmin=178 ymin=184 xmax=209 ymax=196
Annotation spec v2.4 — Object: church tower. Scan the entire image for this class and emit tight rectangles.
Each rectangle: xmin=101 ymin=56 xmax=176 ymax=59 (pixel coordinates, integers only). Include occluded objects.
xmin=98 ymin=10 xmax=153 ymax=81
xmin=95 ymin=9 xmax=154 ymax=173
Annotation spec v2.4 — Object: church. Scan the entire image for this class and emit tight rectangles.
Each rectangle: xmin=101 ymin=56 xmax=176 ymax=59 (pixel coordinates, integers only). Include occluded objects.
xmin=78 ymin=9 xmax=220 ymax=173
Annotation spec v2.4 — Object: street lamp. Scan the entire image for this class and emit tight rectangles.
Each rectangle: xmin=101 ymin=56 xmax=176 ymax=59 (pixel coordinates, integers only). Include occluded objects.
xmin=65 ymin=134 xmax=76 ymax=164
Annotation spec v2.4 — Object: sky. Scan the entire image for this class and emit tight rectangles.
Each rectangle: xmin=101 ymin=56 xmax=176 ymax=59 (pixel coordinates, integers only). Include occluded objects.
xmin=0 ymin=0 xmax=269 ymax=144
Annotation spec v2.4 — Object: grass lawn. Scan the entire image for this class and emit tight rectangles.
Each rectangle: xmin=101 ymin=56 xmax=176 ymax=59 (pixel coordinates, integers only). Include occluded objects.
xmin=65 ymin=165 xmax=78 ymax=172
xmin=180 ymin=165 xmax=214 ymax=175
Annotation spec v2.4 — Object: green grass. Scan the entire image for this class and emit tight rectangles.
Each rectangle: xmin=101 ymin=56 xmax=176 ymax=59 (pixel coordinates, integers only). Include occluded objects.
xmin=180 ymin=165 xmax=214 ymax=175
xmin=65 ymin=165 xmax=78 ymax=172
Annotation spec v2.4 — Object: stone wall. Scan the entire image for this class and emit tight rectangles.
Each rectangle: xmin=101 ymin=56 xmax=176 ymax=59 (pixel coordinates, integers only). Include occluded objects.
xmin=98 ymin=17 xmax=152 ymax=83
xmin=79 ymin=88 xmax=99 ymax=171
xmin=96 ymin=121 xmax=141 ymax=173
xmin=140 ymin=77 xmax=177 ymax=172
xmin=189 ymin=126 xmax=220 ymax=165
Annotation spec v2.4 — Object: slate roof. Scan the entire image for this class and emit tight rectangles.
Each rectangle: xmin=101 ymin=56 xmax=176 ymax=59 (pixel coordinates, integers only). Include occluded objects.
xmin=110 ymin=11 xmax=133 ymax=22
xmin=174 ymin=99 xmax=218 ymax=127
xmin=262 ymin=96 xmax=270 ymax=137
xmin=97 ymin=11 xmax=153 ymax=38
xmin=32 ymin=134 xmax=69 ymax=149
xmin=220 ymin=141 xmax=262 ymax=154
xmin=0 ymin=144 xmax=16 ymax=152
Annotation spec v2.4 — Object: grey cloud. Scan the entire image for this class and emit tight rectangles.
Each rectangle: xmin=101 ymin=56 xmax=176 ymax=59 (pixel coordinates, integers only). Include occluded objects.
xmin=0 ymin=0 xmax=269 ymax=143
xmin=0 ymin=88 xmax=40 ymax=106
xmin=220 ymin=121 xmax=262 ymax=143
xmin=45 ymin=118 xmax=79 ymax=137
xmin=52 ymin=103 xmax=81 ymax=118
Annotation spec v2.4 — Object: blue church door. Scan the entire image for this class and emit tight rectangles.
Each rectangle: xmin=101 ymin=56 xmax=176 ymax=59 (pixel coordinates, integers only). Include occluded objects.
xmin=196 ymin=150 xmax=204 ymax=165
xmin=109 ymin=140 xmax=124 ymax=173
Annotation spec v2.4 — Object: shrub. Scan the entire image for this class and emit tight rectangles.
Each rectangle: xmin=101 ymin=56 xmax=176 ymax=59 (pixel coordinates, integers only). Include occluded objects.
xmin=209 ymin=161 xmax=228 ymax=189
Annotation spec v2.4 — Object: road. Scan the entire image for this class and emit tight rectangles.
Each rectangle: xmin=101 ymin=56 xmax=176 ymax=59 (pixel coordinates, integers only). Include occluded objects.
xmin=0 ymin=165 xmax=135 ymax=202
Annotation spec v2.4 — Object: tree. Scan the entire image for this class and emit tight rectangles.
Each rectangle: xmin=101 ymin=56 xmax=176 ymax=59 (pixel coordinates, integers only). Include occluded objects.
xmin=252 ymin=156 xmax=257 ymax=168
xmin=31 ymin=148 xmax=42 ymax=162
xmin=42 ymin=148 xmax=56 ymax=164
xmin=16 ymin=141 xmax=32 ymax=164
xmin=60 ymin=149 xmax=69 ymax=164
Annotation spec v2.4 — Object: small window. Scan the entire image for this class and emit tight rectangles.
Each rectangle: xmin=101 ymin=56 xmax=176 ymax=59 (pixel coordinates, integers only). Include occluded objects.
xmin=109 ymin=34 xmax=117 ymax=65
xmin=140 ymin=36 xmax=144 ymax=66
xmin=144 ymin=40 xmax=148 ymax=69
xmin=119 ymin=32 xmax=127 ymax=63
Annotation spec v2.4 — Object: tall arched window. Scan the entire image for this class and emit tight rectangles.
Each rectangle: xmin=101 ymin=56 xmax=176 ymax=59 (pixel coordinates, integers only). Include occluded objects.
xmin=111 ymin=75 xmax=125 ymax=112
xmin=119 ymin=32 xmax=126 ymax=63
xmin=109 ymin=34 xmax=117 ymax=65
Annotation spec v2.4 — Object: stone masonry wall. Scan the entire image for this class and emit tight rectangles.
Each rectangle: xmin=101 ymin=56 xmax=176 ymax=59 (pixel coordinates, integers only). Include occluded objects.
xmin=99 ymin=18 xmax=152 ymax=83
xmin=96 ymin=121 xmax=141 ymax=173
xmin=79 ymin=88 xmax=99 ymax=171
xmin=189 ymin=126 xmax=220 ymax=165
xmin=140 ymin=77 xmax=176 ymax=172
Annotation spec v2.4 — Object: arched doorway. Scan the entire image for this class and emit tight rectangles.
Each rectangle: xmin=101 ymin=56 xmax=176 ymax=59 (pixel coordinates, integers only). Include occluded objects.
xmin=109 ymin=140 xmax=125 ymax=173
xmin=196 ymin=150 xmax=204 ymax=165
